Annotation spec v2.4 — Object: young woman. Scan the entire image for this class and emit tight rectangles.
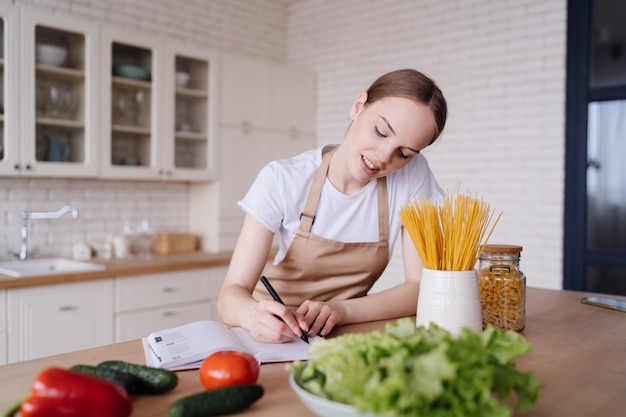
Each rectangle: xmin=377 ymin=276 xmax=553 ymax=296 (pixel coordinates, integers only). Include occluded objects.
xmin=217 ymin=68 xmax=447 ymax=343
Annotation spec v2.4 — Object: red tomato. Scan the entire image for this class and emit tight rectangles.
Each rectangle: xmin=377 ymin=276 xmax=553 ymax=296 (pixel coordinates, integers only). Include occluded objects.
xmin=199 ymin=350 xmax=260 ymax=390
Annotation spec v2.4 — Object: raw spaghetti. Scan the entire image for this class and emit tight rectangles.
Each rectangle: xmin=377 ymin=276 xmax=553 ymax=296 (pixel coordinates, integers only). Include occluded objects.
xmin=399 ymin=190 xmax=501 ymax=271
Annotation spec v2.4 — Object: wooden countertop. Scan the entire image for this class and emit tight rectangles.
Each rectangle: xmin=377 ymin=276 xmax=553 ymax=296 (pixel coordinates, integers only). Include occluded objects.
xmin=0 ymin=251 xmax=233 ymax=290
xmin=1 ymin=287 xmax=625 ymax=416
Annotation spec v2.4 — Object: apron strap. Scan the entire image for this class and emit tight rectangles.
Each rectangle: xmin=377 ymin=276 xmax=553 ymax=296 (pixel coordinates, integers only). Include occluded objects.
xmin=299 ymin=148 xmax=334 ymax=232
xmin=376 ymin=176 xmax=389 ymax=242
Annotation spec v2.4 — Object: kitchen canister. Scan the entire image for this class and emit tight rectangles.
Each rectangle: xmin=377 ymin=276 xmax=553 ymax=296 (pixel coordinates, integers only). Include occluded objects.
xmin=112 ymin=235 xmax=129 ymax=258
xmin=478 ymin=244 xmax=526 ymax=331
xmin=415 ymin=268 xmax=483 ymax=335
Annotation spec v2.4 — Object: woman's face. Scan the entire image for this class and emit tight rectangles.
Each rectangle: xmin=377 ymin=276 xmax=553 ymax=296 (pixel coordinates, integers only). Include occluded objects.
xmin=345 ymin=92 xmax=437 ymax=183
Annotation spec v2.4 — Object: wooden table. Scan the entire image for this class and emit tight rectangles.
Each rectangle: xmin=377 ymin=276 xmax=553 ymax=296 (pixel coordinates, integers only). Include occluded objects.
xmin=1 ymin=288 xmax=625 ymax=416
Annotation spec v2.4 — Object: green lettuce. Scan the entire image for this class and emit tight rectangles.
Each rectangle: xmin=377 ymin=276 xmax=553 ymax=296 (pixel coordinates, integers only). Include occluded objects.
xmin=289 ymin=318 xmax=542 ymax=417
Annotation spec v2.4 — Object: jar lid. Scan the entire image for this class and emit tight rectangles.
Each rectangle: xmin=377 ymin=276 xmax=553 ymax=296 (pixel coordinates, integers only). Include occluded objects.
xmin=482 ymin=244 xmax=523 ymax=253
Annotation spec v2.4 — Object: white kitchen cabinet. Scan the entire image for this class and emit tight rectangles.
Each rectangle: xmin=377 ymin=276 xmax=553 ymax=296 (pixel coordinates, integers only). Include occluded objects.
xmin=99 ymin=26 xmax=217 ymax=181
xmin=0 ymin=5 xmax=19 ymax=177
xmin=219 ymin=53 xmax=272 ymax=130
xmin=217 ymin=127 xmax=274 ymax=248
xmin=268 ymin=64 xmax=316 ymax=134
xmin=114 ymin=267 xmax=226 ymax=342
xmin=219 ymin=53 xmax=315 ymax=134
xmin=12 ymin=9 xmax=99 ymax=178
xmin=7 ymin=279 xmax=114 ymax=363
xmin=191 ymin=53 xmax=315 ymax=252
xmin=217 ymin=127 xmax=314 ymax=248
xmin=1 ymin=5 xmax=218 ymax=182
xmin=0 ymin=290 xmax=6 ymax=365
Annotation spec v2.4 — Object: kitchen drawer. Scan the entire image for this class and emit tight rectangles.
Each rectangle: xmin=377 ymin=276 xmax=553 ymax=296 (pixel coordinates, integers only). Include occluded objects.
xmin=7 ymin=280 xmax=114 ymax=363
xmin=115 ymin=269 xmax=212 ymax=312
xmin=115 ymin=301 xmax=215 ymax=342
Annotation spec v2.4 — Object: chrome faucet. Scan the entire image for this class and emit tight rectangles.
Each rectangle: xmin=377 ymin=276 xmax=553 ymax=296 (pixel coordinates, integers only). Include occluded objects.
xmin=9 ymin=205 xmax=80 ymax=261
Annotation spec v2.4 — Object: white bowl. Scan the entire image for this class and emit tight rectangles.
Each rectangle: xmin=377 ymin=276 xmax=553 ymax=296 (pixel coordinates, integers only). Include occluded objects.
xmin=36 ymin=44 xmax=67 ymax=66
xmin=175 ymin=72 xmax=190 ymax=87
xmin=289 ymin=374 xmax=384 ymax=417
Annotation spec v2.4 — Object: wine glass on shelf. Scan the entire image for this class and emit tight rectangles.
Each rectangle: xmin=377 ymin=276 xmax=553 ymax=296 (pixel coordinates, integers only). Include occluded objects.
xmin=46 ymin=81 xmax=62 ymax=118
xmin=176 ymin=97 xmax=191 ymax=132
xmin=112 ymin=88 xmax=141 ymax=126
xmin=59 ymin=83 xmax=78 ymax=120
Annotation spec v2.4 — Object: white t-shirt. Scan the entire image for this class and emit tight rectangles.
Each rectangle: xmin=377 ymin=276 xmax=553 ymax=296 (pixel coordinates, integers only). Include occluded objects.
xmin=238 ymin=145 xmax=443 ymax=264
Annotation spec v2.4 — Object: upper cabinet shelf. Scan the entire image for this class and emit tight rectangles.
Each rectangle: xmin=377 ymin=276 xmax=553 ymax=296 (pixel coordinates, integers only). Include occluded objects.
xmin=176 ymin=86 xmax=208 ymax=99
xmin=36 ymin=64 xmax=85 ymax=80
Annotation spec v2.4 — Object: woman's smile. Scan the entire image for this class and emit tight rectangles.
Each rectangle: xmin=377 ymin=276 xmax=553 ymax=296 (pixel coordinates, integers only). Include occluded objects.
xmin=361 ymin=154 xmax=380 ymax=175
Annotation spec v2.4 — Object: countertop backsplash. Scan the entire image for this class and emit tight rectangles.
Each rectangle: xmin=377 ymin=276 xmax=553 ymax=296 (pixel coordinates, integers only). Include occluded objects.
xmin=0 ymin=177 xmax=191 ymax=261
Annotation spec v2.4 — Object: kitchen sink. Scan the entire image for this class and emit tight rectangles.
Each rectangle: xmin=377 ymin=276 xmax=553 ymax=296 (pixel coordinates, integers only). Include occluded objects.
xmin=0 ymin=258 xmax=106 ymax=278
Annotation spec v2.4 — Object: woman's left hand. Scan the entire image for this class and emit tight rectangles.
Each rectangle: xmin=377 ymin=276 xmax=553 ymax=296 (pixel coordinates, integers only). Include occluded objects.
xmin=296 ymin=300 xmax=345 ymax=337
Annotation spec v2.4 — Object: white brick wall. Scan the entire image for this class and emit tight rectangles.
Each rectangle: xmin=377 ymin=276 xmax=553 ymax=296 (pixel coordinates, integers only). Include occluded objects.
xmin=15 ymin=0 xmax=288 ymax=61
xmin=2 ymin=0 xmax=568 ymax=291
xmin=1 ymin=178 xmax=190 ymax=259
xmin=288 ymin=0 xmax=567 ymax=290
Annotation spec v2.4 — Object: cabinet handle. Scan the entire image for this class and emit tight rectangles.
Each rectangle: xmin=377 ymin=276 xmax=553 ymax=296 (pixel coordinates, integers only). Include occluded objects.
xmin=162 ymin=311 xmax=178 ymax=317
xmin=56 ymin=305 xmax=77 ymax=312
xmin=14 ymin=164 xmax=20 ymax=170
xmin=25 ymin=164 xmax=32 ymax=170
xmin=162 ymin=287 xmax=177 ymax=293
xmin=289 ymin=126 xmax=299 ymax=140
xmin=241 ymin=120 xmax=251 ymax=134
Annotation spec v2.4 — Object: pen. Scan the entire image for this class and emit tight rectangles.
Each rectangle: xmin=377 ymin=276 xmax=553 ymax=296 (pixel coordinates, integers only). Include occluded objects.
xmin=260 ymin=275 xmax=309 ymax=344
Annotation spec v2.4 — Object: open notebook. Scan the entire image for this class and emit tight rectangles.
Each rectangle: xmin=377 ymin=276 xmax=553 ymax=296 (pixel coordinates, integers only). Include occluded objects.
xmin=142 ymin=320 xmax=314 ymax=371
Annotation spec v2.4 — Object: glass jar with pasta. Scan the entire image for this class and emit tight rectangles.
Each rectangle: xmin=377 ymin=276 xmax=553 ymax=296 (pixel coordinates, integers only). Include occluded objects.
xmin=478 ymin=244 xmax=526 ymax=331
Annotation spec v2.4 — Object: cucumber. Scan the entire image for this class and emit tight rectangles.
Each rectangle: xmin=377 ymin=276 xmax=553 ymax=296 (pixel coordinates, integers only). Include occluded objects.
xmin=2 ymin=398 xmax=23 ymax=417
xmin=168 ymin=384 xmax=264 ymax=417
xmin=97 ymin=360 xmax=178 ymax=394
xmin=70 ymin=364 xmax=140 ymax=394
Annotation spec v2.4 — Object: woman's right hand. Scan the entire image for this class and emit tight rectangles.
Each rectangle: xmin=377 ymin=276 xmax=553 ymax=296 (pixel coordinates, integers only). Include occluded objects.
xmin=244 ymin=299 xmax=309 ymax=343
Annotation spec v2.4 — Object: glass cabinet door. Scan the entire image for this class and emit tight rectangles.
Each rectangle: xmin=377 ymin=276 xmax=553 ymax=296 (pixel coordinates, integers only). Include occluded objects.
xmin=0 ymin=12 xmax=8 ymax=172
xmin=100 ymin=27 xmax=159 ymax=179
xmin=20 ymin=10 xmax=98 ymax=177
xmin=0 ymin=5 xmax=18 ymax=176
xmin=110 ymin=43 xmax=153 ymax=168
xmin=167 ymin=47 xmax=216 ymax=180
xmin=34 ymin=28 xmax=85 ymax=163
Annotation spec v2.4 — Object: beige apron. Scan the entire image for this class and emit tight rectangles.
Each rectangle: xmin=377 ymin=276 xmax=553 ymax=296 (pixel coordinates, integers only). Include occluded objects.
xmin=253 ymin=148 xmax=390 ymax=308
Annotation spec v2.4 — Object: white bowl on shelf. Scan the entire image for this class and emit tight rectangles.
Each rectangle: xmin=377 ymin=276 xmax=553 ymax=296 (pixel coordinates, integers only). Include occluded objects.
xmin=36 ymin=44 xmax=67 ymax=66
xmin=175 ymin=71 xmax=190 ymax=87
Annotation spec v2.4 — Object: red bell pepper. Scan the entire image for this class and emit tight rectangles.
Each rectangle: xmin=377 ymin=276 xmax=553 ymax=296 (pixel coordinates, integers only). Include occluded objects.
xmin=19 ymin=367 xmax=132 ymax=417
